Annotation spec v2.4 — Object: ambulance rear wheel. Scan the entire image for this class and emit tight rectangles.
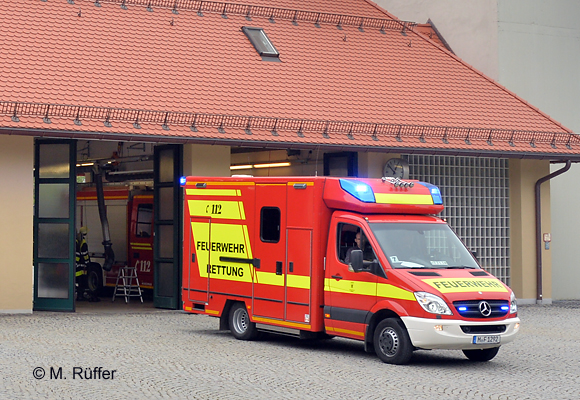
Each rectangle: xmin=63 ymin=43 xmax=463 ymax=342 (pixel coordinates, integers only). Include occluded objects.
xmin=373 ymin=318 xmax=413 ymax=365
xmin=229 ymin=303 xmax=259 ymax=341
xmin=462 ymin=346 xmax=500 ymax=362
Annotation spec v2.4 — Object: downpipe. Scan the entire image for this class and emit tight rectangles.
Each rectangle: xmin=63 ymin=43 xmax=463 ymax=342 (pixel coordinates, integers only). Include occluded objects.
xmin=535 ymin=160 xmax=571 ymax=303
xmin=93 ymin=166 xmax=115 ymax=272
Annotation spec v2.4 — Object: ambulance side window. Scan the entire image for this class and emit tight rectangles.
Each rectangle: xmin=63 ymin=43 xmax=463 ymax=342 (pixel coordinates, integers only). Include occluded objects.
xmin=337 ymin=223 xmax=361 ymax=263
xmin=260 ymin=207 xmax=280 ymax=243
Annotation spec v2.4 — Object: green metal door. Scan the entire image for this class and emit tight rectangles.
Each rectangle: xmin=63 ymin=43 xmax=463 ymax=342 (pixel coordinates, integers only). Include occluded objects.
xmin=153 ymin=144 xmax=183 ymax=309
xmin=33 ymin=139 xmax=76 ymax=311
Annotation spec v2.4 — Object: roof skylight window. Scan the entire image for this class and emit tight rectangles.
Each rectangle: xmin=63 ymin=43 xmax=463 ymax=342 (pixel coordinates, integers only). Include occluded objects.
xmin=242 ymin=27 xmax=280 ymax=60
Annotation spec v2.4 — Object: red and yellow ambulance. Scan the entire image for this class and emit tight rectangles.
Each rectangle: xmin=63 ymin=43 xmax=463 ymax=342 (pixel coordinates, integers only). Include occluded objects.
xmin=182 ymin=176 xmax=520 ymax=364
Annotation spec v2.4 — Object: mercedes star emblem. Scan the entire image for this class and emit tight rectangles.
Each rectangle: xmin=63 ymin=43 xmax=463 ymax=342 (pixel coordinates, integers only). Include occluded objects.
xmin=479 ymin=301 xmax=492 ymax=317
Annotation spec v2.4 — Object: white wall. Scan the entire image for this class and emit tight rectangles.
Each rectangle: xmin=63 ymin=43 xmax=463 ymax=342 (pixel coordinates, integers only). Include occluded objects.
xmin=498 ymin=0 xmax=580 ymax=300
xmin=373 ymin=0 xmax=499 ymax=79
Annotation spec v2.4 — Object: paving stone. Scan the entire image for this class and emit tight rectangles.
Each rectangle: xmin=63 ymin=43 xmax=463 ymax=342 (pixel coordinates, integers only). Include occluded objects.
xmin=1 ymin=303 xmax=579 ymax=399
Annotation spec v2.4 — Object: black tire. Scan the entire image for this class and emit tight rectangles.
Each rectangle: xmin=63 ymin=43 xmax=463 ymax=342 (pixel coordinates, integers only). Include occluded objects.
xmin=373 ymin=318 xmax=414 ymax=364
xmin=462 ymin=346 xmax=500 ymax=362
xmin=229 ymin=303 xmax=259 ymax=340
xmin=86 ymin=262 xmax=103 ymax=296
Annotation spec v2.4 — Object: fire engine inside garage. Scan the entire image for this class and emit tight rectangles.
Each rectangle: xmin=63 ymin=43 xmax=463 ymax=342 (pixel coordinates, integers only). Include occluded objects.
xmin=74 ymin=140 xmax=158 ymax=308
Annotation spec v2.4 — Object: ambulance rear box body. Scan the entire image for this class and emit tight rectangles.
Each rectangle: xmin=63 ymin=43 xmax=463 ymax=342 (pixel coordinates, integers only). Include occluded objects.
xmin=182 ymin=176 xmax=520 ymax=364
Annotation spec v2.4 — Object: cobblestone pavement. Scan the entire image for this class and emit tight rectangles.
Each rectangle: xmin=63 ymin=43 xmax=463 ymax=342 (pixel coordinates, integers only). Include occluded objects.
xmin=1 ymin=302 xmax=580 ymax=400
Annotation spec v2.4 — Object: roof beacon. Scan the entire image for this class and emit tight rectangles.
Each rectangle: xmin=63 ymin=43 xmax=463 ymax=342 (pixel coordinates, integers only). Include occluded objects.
xmin=382 ymin=177 xmax=414 ymax=188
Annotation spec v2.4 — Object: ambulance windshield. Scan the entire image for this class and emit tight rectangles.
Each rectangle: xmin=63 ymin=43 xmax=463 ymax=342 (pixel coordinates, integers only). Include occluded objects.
xmin=369 ymin=223 xmax=480 ymax=269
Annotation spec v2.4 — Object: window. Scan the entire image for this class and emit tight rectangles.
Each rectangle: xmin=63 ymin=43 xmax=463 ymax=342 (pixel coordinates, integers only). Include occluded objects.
xmin=260 ymin=207 xmax=280 ymax=242
xmin=337 ymin=223 xmax=376 ymax=264
xmin=242 ymin=26 xmax=280 ymax=59
xmin=136 ymin=204 xmax=153 ymax=238
xmin=369 ymin=222 xmax=480 ymax=270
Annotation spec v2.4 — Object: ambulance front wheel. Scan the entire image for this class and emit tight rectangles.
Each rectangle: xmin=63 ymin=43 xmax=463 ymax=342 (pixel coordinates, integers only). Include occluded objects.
xmin=229 ymin=303 xmax=259 ymax=341
xmin=462 ymin=346 xmax=500 ymax=362
xmin=373 ymin=318 xmax=413 ymax=365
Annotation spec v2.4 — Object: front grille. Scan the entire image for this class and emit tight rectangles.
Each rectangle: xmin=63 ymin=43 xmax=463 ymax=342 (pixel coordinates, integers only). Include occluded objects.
xmin=461 ymin=325 xmax=506 ymax=334
xmin=453 ymin=300 xmax=509 ymax=318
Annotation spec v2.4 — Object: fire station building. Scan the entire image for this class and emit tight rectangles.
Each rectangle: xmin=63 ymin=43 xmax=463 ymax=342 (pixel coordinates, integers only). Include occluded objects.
xmin=1 ymin=0 xmax=579 ymax=313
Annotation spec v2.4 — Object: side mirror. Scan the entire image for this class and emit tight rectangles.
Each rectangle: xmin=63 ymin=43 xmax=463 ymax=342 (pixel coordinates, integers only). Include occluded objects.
xmin=471 ymin=251 xmax=478 ymax=260
xmin=350 ymin=249 xmax=364 ymax=272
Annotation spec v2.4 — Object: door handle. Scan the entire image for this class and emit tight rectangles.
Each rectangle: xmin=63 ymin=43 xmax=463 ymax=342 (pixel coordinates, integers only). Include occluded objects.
xmin=331 ymin=275 xmax=343 ymax=280
xmin=289 ymin=262 xmax=294 ymax=273
xmin=276 ymin=261 xmax=283 ymax=275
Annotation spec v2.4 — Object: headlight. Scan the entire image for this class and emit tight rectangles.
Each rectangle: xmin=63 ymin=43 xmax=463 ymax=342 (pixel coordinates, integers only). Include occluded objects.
xmin=414 ymin=292 xmax=453 ymax=315
xmin=510 ymin=292 xmax=518 ymax=314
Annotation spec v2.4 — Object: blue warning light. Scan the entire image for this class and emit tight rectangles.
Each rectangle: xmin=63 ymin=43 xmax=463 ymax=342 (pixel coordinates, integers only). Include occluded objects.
xmin=339 ymin=179 xmax=376 ymax=203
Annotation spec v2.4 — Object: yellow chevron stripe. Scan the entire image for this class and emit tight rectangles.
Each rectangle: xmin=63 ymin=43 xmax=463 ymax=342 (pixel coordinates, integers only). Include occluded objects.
xmin=186 ymin=189 xmax=240 ymax=197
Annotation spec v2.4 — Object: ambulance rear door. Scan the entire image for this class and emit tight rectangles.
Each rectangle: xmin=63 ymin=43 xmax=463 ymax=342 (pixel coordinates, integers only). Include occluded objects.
xmin=252 ymin=184 xmax=287 ymax=319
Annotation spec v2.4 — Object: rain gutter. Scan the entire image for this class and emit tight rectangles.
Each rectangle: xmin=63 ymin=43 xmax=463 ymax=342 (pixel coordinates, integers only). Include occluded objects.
xmin=535 ymin=160 xmax=571 ymax=303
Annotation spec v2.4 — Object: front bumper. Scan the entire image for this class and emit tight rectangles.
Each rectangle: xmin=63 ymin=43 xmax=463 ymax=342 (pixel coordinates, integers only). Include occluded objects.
xmin=401 ymin=316 xmax=520 ymax=350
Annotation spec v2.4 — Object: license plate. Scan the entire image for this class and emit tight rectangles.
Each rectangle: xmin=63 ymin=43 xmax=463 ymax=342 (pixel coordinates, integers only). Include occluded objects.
xmin=473 ymin=335 xmax=501 ymax=345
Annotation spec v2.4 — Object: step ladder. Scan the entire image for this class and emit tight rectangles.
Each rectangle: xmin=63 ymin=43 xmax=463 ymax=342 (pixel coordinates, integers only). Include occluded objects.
xmin=112 ymin=265 xmax=143 ymax=303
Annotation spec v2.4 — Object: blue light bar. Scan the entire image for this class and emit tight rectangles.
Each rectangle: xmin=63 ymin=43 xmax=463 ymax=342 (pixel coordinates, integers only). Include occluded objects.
xmin=500 ymin=305 xmax=510 ymax=311
xmin=339 ymin=179 xmax=376 ymax=203
xmin=458 ymin=306 xmax=468 ymax=312
xmin=418 ymin=182 xmax=443 ymax=205
xmin=179 ymin=176 xmax=187 ymax=186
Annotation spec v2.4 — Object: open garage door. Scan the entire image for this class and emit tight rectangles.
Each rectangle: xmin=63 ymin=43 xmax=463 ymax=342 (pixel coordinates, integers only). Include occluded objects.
xmin=153 ymin=144 xmax=183 ymax=309
xmin=33 ymin=139 xmax=76 ymax=311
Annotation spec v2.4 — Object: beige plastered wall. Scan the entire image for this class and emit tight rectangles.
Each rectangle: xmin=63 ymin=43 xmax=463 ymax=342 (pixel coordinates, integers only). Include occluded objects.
xmin=510 ymin=159 xmax=552 ymax=304
xmin=229 ymin=150 xmax=400 ymax=178
xmin=183 ymin=144 xmax=231 ymax=177
xmin=0 ymin=135 xmax=34 ymax=313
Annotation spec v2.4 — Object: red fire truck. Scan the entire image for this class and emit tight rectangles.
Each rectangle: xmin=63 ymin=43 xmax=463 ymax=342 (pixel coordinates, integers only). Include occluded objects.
xmin=77 ymin=187 xmax=154 ymax=292
xmin=181 ymin=176 xmax=520 ymax=364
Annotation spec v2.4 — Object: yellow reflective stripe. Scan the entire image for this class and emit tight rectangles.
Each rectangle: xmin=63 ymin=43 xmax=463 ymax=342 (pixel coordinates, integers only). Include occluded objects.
xmin=326 ymin=326 xmax=365 ymax=337
xmin=324 ymin=279 xmax=415 ymax=301
xmin=130 ymin=243 xmax=152 ymax=249
xmin=325 ymin=278 xmax=377 ymax=296
xmin=186 ymin=189 xmax=240 ymax=197
xmin=252 ymin=316 xmax=311 ymax=330
xmin=375 ymin=193 xmax=433 ymax=205
xmin=256 ymin=271 xmax=284 ymax=286
xmin=377 ymin=283 xmax=416 ymax=301
xmin=286 ymin=275 xmax=310 ymax=290
xmin=188 ymin=200 xmax=246 ymax=220
xmin=75 ymin=271 xmax=86 ymax=277
xmin=422 ymin=278 xmax=508 ymax=293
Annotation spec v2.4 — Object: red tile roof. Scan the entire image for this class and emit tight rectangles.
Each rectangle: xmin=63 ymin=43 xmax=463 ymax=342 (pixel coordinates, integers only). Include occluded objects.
xmin=0 ymin=0 xmax=578 ymax=159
